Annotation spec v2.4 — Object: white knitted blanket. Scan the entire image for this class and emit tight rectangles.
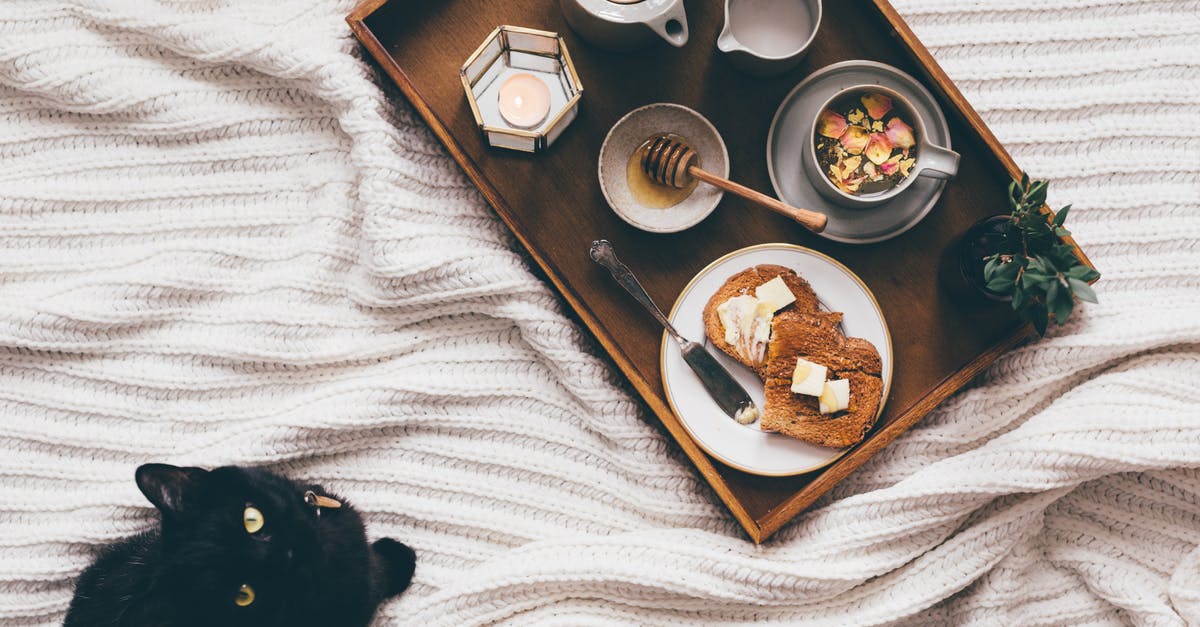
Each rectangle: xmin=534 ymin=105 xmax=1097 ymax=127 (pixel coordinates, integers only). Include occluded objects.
xmin=2 ymin=0 xmax=1199 ymax=625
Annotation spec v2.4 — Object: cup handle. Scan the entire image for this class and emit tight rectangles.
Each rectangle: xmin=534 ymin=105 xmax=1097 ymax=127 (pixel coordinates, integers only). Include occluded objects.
xmin=916 ymin=143 xmax=960 ymax=180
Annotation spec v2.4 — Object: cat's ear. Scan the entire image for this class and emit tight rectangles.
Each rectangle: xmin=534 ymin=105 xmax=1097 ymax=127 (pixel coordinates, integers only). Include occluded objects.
xmin=135 ymin=464 xmax=209 ymax=517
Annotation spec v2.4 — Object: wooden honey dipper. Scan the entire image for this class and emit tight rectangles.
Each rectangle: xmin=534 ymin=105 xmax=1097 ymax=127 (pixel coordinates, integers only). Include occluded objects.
xmin=641 ymin=135 xmax=827 ymax=233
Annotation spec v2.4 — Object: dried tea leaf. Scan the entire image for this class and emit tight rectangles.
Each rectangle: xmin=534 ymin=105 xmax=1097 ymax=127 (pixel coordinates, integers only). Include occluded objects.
xmin=899 ymin=157 xmax=915 ymax=177
xmin=861 ymin=93 xmax=892 ymax=119
xmin=871 ymin=120 xmax=884 ymax=132
xmin=817 ymin=110 xmax=848 ymax=139
xmin=847 ymin=108 xmax=865 ymax=124
xmin=885 ymin=118 xmax=915 ymax=149
xmin=839 ymin=126 xmax=869 ymax=154
xmin=864 ymin=133 xmax=892 ymax=165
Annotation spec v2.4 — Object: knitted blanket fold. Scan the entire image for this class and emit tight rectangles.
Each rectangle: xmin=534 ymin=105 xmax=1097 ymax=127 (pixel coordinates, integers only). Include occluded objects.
xmin=1 ymin=1 xmax=1198 ymax=625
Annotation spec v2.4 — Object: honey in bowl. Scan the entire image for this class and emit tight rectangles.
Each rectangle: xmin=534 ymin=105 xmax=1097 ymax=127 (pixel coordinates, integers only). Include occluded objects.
xmin=626 ymin=133 xmax=700 ymax=209
xmin=814 ymin=91 xmax=918 ymax=196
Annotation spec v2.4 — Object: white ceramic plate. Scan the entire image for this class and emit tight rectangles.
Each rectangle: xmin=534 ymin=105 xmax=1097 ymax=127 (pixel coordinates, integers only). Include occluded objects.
xmin=660 ymin=244 xmax=893 ymax=476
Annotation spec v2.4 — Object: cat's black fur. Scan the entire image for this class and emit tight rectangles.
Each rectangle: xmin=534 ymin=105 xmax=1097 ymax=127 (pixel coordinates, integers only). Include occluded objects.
xmin=64 ymin=464 xmax=415 ymax=627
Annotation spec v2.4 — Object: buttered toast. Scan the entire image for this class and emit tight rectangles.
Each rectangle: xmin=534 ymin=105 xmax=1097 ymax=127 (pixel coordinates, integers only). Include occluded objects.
xmin=703 ymin=265 xmax=884 ymax=448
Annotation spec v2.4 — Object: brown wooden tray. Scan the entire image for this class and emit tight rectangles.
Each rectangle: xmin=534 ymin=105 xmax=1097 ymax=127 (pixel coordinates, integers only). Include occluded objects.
xmin=348 ymin=0 xmax=1095 ymax=543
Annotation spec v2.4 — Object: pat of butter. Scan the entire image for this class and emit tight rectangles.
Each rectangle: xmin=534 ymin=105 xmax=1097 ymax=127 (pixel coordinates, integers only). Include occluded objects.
xmin=716 ymin=296 xmax=758 ymax=346
xmin=754 ymin=276 xmax=796 ymax=313
xmin=716 ymin=295 xmax=773 ymax=365
xmin=819 ymin=379 xmax=851 ymax=414
xmin=790 ymin=358 xmax=828 ymax=396
xmin=734 ymin=404 xmax=759 ymax=425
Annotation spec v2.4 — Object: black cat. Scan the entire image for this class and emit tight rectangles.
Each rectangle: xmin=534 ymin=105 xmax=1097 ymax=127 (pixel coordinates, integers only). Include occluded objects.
xmin=65 ymin=464 xmax=415 ymax=627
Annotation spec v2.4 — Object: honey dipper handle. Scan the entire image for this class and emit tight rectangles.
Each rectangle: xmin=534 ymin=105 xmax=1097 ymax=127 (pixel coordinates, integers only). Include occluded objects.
xmin=687 ymin=165 xmax=828 ymax=233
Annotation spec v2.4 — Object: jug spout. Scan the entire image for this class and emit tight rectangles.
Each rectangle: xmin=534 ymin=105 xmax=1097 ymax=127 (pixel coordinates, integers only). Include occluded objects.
xmin=647 ymin=3 xmax=689 ymax=48
xmin=716 ymin=25 xmax=739 ymax=53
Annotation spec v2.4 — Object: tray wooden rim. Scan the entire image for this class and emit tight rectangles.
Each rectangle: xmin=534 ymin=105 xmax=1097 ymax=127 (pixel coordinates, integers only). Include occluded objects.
xmin=347 ymin=0 xmax=1097 ymax=543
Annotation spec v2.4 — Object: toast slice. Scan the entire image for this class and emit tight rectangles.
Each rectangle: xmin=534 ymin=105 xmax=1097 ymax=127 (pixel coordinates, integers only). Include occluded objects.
xmin=702 ymin=265 xmax=822 ymax=375
xmin=702 ymin=266 xmax=884 ymax=448
xmin=760 ymin=310 xmax=883 ymax=448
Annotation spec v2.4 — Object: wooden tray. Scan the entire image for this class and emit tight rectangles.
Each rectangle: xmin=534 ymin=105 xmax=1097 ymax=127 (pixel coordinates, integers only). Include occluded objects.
xmin=348 ymin=0 xmax=1095 ymax=542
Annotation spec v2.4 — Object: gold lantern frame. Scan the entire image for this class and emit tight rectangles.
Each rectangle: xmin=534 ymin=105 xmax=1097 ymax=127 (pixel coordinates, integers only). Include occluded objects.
xmin=460 ymin=26 xmax=584 ymax=153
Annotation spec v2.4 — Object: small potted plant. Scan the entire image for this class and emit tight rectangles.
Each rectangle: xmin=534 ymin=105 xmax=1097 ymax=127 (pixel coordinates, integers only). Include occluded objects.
xmin=953 ymin=174 xmax=1100 ymax=335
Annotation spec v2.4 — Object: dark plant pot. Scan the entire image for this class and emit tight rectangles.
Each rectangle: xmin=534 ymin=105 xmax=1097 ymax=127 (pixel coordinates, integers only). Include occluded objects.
xmin=939 ymin=214 xmax=1014 ymax=303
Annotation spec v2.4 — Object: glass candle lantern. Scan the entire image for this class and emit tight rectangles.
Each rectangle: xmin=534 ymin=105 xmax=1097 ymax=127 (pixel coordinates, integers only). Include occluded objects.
xmin=460 ymin=26 xmax=584 ymax=153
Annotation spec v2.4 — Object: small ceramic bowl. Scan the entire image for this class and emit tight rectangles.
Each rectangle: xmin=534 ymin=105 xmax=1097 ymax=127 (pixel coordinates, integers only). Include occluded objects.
xmin=598 ymin=103 xmax=729 ymax=233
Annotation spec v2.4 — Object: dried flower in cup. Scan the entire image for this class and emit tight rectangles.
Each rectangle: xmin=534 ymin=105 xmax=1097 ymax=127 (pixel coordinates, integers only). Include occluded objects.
xmin=815 ymin=91 xmax=917 ymax=195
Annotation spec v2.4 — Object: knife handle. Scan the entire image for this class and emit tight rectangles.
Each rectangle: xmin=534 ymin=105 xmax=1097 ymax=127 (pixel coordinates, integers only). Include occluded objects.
xmin=589 ymin=240 xmax=683 ymax=343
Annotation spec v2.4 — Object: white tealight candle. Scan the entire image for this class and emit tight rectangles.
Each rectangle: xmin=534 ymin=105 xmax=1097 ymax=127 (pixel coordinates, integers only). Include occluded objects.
xmin=496 ymin=73 xmax=551 ymax=129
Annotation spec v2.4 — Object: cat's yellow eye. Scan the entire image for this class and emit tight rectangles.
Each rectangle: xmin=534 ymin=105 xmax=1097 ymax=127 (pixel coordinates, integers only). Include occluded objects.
xmin=234 ymin=583 xmax=255 ymax=607
xmin=243 ymin=506 xmax=264 ymax=534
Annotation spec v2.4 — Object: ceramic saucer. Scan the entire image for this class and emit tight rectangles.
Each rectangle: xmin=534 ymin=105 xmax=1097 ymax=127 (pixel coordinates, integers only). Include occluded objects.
xmin=660 ymin=243 xmax=893 ymax=476
xmin=767 ymin=60 xmax=952 ymax=244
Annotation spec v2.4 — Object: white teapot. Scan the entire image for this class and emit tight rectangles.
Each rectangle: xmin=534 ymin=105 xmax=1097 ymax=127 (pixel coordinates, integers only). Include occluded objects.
xmin=559 ymin=0 xmax=689 ymax=51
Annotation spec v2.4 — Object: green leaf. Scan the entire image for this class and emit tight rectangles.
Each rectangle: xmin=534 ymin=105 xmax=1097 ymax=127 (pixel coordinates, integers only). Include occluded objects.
xmin=1022 ymin=271 xmax=1051 ymax=290
xmin=1051 ymin=245 xmax=1079 ymax=270
xmin=1067 ymin=266 xmax=1100 ymax=282
xmin=987 ymin=277 xmax=1015 ymax=294
xmin=1055 ymin=227 xmax=1071 ymax=237
xmin=1052 ymin=204 xmax=1071 ymax=227
xmin=1027 ymin=182 xmax=1048 ymax=208
xmin=983 ymin=256 xmax=1000 ymax=281
xmin=1039 ymin=254 xmax=1059 ymax=273
xmin=1021 ymin=172 xmax=1030 ymax=190
xmin=996 ymin=260 xmax=1021 ymax=280
xmin=1023 ymin=303 xmax=1049 ymax=336
xmin=1069 ymin=278 xmax=1098 ymax=303
xmin=1012 ymin=284 xmax=1026 ymax=309
xmin=1048 ymin=280 xmax=1074 ymax=325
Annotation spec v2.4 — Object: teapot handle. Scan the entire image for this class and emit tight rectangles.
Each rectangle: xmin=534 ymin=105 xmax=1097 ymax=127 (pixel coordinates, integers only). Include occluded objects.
xmin=646 ymin=5 xmax=689 ymax=48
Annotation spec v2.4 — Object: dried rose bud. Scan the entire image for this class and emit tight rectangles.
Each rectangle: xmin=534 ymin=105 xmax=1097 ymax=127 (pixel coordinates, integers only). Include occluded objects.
xmin=839 ymin=126 xmax=870 ymax=154
xmin=880 ymin=154 xmax=902 ymax=176
xmin=865 ymin=133 xmax=893 ymax=165
xmin=861 ymin=93 xmax=892 ymax=119
xmin=886 ymin=118 xmax=915 ymax=149
xmin=817 ymin=110 xmax=848 ymax=139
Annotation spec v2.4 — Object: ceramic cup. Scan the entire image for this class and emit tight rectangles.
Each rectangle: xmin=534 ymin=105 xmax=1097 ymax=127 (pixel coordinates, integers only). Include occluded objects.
xmin=717 ymin=0 xmax=821 ymax=76
xmin=806 ymin=84 xmax=959 ymax=209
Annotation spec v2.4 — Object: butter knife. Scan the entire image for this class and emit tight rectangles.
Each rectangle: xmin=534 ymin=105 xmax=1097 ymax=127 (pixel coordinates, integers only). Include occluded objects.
xmin=589 ymin=239 xmax=758 ymax=424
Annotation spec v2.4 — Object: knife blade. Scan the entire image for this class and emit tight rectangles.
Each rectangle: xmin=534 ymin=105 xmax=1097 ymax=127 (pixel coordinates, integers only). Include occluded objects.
xmin=589 ymin=239 xmax=758 ymax=424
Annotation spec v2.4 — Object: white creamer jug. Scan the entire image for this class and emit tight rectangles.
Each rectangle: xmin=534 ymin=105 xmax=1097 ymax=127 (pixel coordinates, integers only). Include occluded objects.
xmin=717 ymin=0 xmax=821 ymax=76
xmin=560 ymin=0 xmax=689 ymax=51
